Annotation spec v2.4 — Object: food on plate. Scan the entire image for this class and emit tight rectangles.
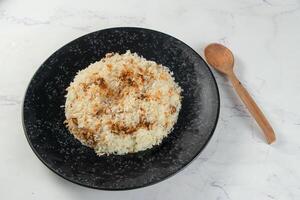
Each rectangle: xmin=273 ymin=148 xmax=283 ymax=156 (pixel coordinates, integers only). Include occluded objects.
xmin=65 ymin=51 xmax=182 ymax=155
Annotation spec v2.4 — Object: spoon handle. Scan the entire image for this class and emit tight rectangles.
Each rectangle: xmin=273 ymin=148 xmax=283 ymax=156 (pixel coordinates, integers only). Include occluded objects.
xmin=228 ymin=72 xmax=276 ymax=144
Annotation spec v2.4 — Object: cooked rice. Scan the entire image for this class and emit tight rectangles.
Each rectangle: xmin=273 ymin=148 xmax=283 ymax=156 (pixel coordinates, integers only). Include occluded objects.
xmin=65 ymin=51 xmax=182 ymax=155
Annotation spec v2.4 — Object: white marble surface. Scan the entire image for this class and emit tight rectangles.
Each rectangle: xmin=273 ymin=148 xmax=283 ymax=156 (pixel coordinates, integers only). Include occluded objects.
xmin=1 ymin=0 xmax=300 ymax=199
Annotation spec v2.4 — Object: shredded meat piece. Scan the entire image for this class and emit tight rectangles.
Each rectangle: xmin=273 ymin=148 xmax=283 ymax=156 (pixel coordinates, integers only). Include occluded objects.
xmin=111 ymin=115 xmax=154 ymax=135
xmin=170 ymin=105 xmax=177 ymax=114
xmin=95 ymin=77 xmax=107 ymax=90
xmin=106 ymin=64 xmax=112 ymax=71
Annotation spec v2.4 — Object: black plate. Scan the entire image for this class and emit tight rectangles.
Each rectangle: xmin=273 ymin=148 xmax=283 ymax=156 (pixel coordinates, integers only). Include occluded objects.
xmin=23 ymin=27 xmax=220 ymax=190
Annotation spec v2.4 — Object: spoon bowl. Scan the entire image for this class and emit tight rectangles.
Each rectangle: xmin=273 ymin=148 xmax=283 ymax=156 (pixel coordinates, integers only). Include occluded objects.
xmin=204 ymin=43 xmax=234 ymax=75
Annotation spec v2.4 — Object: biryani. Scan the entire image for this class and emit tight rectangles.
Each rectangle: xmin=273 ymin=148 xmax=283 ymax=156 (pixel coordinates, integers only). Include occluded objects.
xmin=65 ymin=51 xmax=182 ymax=155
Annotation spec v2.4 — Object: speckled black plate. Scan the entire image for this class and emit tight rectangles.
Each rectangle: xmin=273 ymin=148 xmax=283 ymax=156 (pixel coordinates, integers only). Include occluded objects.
xmin=23 ymin=27 xmax=220 ymax=190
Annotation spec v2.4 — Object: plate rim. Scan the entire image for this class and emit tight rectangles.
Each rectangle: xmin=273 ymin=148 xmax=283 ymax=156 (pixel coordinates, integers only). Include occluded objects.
xmin=22 ymin=27 xmax=220 ymax=190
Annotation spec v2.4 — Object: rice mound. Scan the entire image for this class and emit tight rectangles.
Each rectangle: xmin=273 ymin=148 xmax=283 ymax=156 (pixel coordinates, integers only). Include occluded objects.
xmin=65 ymin=51 xmax=182 ymax=155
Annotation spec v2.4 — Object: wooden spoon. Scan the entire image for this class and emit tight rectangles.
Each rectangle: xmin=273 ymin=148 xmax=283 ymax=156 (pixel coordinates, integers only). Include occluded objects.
xmin=204 ymin=43 xmax=276 ymax=144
